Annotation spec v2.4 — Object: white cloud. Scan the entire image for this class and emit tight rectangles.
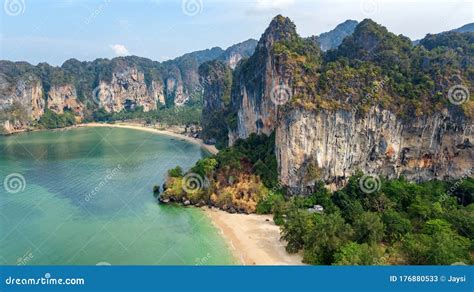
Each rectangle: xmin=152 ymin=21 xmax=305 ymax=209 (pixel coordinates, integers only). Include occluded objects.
xmin=255 ymin=0 xmax=295 ymax=10
xmin=109 ymin=44 xmax=130 ymax=56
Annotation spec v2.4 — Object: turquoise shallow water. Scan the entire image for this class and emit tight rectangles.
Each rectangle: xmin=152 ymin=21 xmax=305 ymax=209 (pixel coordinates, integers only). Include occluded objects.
xmin=0 ymin=127 xmax=235 ymax=265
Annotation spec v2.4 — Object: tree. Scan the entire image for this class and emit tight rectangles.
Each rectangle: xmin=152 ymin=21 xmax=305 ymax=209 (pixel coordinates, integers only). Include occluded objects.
xmin=38 ymin=109 xmax=76 ymax=129
xmin=311 ymin=182 xmax=339 ymax=214
xmin=334 ymin=242 xmax=382 ymax=265
xmin=444 ymin=205 xmax=474 ymax=239
xmin=402 ymin=219 xmax=471 ymax=265
xmin=192 ymin=158 xmax=218 ymax=177
xmin=353 ymin=211 xmax=384 ymax=244
xmin=332 ymin=190 xmax=365 ymax=223
xmin=256 ymin=191 xmax=285 ymax=215
xmin=281 ymin=207 xmax=313 ymax=254
xmin=302 ymin=212 xmax=353 ymax=264
xmin=451 ymin=178 xmax=474 ymax=205
xmin=168 ymin=166 xmax=183 ymax=178
xmin=382 ymin=210 xmax=412 ymax=242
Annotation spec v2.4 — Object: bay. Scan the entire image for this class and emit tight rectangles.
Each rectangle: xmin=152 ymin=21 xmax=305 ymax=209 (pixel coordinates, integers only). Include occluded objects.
xmin=0 ymin=127 xmax=235 ymax=265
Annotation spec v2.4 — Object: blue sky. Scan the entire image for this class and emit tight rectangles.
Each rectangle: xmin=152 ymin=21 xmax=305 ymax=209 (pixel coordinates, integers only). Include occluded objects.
xmin=1 ymin=0 xmax=473 ymax=66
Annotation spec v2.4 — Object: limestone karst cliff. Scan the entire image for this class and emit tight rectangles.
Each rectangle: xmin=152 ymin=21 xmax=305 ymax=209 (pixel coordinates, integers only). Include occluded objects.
xmin=198 ymin=60 xmax=233 ymax=148
xmin=276 ymin=106 xmax=473 ymax=193
xmin=0 ymin=40 xmax=258 ymax=133
xmin=208 ymin=15 xmax=473 ymax=192
xmin=227 ymin=15 xmax=308 ymax=145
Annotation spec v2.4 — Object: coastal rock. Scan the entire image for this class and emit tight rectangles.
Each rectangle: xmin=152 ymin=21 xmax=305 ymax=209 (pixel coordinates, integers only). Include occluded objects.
xmin=224 ymin=15 xmax=474 ymax=193
xmin=199 ymin=60 xmax=232 ymax=147
xmin=0 ymin=40 xmax=258 ymax=132
xmin=277 ymin=106 xmax=474 ymax=193
xmin=98 ymin=67 xmax=158 ymax=112
xmin=219 ymin=39 xmax=258 ymax=69
xmin=47 ymin=84 xmax=83 ymax=115
xmin=228 ymin=15 xmax=304 ymax=145
xmin=316 ymin=20 xmax=358 ymax=51
xmin=0 ymin=75 xmax=44 ymax=133
xmin=150 ymin=80 xmax=166 ymax=106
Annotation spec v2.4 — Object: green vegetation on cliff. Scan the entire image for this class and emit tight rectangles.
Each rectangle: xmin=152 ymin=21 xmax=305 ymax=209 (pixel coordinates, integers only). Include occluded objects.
xmin=37 ymin=109 xmax=76 ymax=129
xmin=160 ymin=129 xmax=473 ymax=265
xmin=322 ymin=19 xmax=473 ymax=117
xmin=265 ymin=18 xmax=473 ymax=118
xmin=160 ymin=133 xmax=277 ymax=213
xmin=90 ymin=105 xmax=201 ymax=126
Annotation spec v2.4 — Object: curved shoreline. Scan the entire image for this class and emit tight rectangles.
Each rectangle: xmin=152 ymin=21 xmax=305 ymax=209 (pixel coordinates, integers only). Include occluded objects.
xmin=204 ymin=207 xmax=304 ymax=265
xmin=7 ymin=122 xmax=302 ymax=265
xmin=82 ymin=123 xmax=302 ymax=265
xmin=78 ymin=122 xmax=219 ymax=155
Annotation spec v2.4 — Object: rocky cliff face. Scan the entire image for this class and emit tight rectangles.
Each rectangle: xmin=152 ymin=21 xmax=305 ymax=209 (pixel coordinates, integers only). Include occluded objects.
xmin=228 ymin=15 xmax=300 ymax=145
xmin=276 ymin=106 xmax=473 ymax=193
xmin=219 ymin=39 xmax=258 ymax=69
xmin=0 ymin=39 xmax=258 ymax=132
xmin=0 ymin=75 xmax=44 ymax=133
xmin=222 ymin=15 xmax=473 ymax=192
xmin=47 ymin=84 xmax=83 ymax=115
xmin=199 ymin=60 xmax=232 ymax=147
xmin=97 ymin=68 xmax=159 ymax=112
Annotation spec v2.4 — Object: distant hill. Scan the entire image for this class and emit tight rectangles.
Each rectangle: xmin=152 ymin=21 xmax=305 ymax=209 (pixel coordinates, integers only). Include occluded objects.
xmin=0 ymin=39 xmax=258 ymax=131
xmin=316 ymin=20 xmax=359 ymax=51
xmin=413 ymin=22 xmax=473 ymax=44
xmin=453 ymin=23 xmax=474 ymax=33
xmin=218 ymin=39 xmax=258 ymax=69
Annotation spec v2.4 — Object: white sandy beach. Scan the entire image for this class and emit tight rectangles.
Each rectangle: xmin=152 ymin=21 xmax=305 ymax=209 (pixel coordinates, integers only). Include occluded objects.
xmin=205 ymin=207 xmax=303 ymax=265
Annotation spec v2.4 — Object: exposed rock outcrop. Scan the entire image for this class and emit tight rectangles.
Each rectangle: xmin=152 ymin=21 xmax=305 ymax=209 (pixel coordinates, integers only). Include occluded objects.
xmin=47 ymin=84 xmax=83 ymax=115
xmin=199 ymin=60 xmax=232 ymax=147
xmin=276 ymin=106 xmax=474 ymax=193
xmin=0 ymin=75 xmax=44 ymax=133
xmin=228 ymin=15 xmax=301 ymax=145
xmin=98 ymin=68 xmax=158 ymax=112
xmin=219 ymin=39 xmax=258 ymax=69
xmin=223 ymin=15 xmax=473 ymax=192
xmin=150 ymin=80 xmax=166 ymax=106
xmin=0 ymin=39 xmax=258 ymax=131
